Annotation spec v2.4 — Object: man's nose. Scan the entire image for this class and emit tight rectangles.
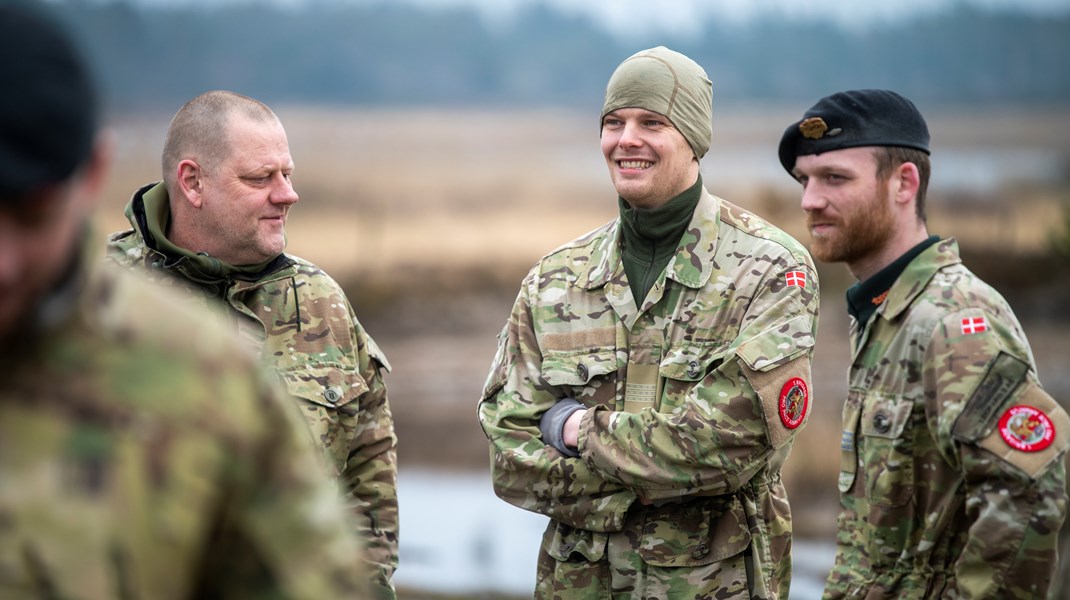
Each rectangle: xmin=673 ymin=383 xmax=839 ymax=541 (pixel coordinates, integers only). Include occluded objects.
xmin=800 ymin=182 xmax=825 ymax=212
xmin=271 ymin=174 xmax=299 ymax=205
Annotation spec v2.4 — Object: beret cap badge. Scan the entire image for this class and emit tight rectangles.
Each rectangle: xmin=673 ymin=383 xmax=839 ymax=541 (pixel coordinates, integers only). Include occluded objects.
xmin=799 ymin=117 xmax=829 ymax=140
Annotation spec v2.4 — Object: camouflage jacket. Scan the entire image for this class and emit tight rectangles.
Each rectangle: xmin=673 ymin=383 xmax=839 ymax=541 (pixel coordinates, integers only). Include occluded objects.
xmin=826 ymin=238 xmax=1069 ymax=599
xmin=478 ymin=188 xmax=819 ymax=599
xmin=0 ymin=253 xmax=373 ymax=599
xmin=105 ymin=182 xmax=398 ymax=596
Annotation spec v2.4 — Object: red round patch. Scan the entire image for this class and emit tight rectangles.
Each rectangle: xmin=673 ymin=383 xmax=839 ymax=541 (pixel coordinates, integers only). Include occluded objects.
xmin=778 ymin=377 xmax=808 ymax=429
xmin=998 ymin=405 xmax=1055 ymax=452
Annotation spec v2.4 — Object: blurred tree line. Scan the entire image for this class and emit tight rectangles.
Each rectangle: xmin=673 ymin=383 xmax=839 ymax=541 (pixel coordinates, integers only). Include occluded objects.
xmin=58 ymin=0 xmax=1070 ymax=114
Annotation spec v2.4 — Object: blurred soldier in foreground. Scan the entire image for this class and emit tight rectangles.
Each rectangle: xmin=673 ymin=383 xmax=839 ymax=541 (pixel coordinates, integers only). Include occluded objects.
xmin=780 ymin=89 xmax=1068 ymax=598
xmin=0 ymin=2 xmax=372 ymax=598
xmin=478 ymin=46 xmax=819 ymax=599
xmin=105 ymin=91 xmax=399 ymax=595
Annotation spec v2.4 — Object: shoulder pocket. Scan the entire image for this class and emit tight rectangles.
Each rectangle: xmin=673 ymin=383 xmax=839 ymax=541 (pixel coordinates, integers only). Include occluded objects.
xmin=736 ymin=314 xmax=815 ymax=373
xmin=639 ymin=495 xmax=752 ymax=567
xmin=977 ymin=381 xmax=1070 ymax=479
xmin=280 ymin=364 xmax=368 ymax=410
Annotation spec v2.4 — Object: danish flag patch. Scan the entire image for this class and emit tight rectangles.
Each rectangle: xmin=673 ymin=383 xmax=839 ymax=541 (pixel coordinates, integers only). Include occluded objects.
xmin=961 ymin=316 xmax=988 ymax=335
xmin=785 ymin=271 xmax=806 ymax=288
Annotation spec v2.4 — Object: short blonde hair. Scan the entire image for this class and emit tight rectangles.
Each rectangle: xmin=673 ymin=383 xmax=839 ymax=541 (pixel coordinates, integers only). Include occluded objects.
xmin=161 ymin=90 xmax=276 ymax=193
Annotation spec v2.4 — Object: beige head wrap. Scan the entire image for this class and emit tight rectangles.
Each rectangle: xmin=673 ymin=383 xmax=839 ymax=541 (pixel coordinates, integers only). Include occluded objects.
xmin=601 ymin=46 xmax=713 ymax=159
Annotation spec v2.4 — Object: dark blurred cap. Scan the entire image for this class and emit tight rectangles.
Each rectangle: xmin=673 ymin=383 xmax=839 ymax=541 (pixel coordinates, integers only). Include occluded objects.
xmin=0 ymin=1 xmax=99 ymax=199
xmin=778 ymin=89 xmax=929 ymax=177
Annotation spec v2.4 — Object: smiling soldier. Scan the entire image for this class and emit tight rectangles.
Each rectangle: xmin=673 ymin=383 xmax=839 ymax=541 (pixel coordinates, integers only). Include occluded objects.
xmin=478 ymin=46 xmax=820 ymax=599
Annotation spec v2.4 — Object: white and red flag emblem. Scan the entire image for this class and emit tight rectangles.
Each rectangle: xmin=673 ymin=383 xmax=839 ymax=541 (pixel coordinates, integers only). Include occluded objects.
xmin=785 ymin=271 xmax=806 ymax=288
xmin=961 ymin=316 xmax=988 ymax=335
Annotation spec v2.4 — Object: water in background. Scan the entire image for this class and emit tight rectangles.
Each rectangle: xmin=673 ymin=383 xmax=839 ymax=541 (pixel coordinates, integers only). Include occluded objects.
xmin=395 ymin=468 xmax=836 ymax=599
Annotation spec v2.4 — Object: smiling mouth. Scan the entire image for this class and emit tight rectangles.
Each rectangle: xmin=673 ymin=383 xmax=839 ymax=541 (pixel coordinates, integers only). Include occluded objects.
xmin=618 ymin=160 xmax=653 ymax=169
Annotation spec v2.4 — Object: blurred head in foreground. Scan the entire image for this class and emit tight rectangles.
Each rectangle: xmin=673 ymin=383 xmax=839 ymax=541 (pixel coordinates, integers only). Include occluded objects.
xmin=0 ymin=0 xmax=109 ymax=340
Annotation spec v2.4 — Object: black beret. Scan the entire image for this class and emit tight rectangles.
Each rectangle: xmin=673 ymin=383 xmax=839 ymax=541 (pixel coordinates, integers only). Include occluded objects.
xmin=778 ymin=89 xmax=929 ymax=177
xmin=0 ymin=1 xmax=98 ymax=199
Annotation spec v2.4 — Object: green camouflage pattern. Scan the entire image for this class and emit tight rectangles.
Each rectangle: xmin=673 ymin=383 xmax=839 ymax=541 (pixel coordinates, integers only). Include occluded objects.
xmin=105 ymin=183 xmax=399 ymax=597
xmin=825 ymin=238 xmax=1069 ymax=599
xmin=478 ymin=188 xmax=820 ymax=599
xmin=0 ymin=258 xmax=373 ymax=599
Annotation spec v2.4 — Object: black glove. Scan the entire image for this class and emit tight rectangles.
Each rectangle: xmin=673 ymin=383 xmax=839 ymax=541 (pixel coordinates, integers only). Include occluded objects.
xmin=539 ymin=397 xmax=584 ymax=458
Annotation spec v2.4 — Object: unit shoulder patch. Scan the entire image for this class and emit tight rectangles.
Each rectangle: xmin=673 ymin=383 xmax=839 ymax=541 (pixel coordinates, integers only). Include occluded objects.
xmin=778 ymin=377 xmax=808 ymax=429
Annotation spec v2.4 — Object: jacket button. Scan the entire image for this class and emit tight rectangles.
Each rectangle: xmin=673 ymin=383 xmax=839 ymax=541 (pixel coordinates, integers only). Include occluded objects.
xmin=576 ymin=363 xmax=589 ymax=381
xmin=692 ymin=543 xmax=710 ymax=559
xmin=686 ymin=360 xmax=701 ymax=378
xmin=323 ymin=387 xmax=341 ymax=404
xmin=873 ymin=412 xmax=891 ymax=434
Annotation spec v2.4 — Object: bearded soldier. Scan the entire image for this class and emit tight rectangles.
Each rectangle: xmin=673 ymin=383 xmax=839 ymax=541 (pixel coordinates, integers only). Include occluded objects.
xmin=780 ymin=89 xmax=1069 ymax=599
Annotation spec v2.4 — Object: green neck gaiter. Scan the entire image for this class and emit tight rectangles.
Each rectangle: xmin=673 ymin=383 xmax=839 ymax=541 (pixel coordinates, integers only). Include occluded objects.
xmin=133 ymin=182 xmax=280 ymax=285
xmin=619 ymin=176 xmax=702 ymax=307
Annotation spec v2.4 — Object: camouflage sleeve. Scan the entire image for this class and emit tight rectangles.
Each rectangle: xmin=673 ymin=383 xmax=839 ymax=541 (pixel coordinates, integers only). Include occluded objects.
xmin=340 ymin=312 xmax=399 ymax=598
xmin=204 ymin=367 xmax=375 ymax=599
xmin=580 ymin=264 xmax=819 ymax=502
xmin=925 ymin=308 xmax=1069 ymax=599
xmin=478 ymin=272 xmax=639 ymax=533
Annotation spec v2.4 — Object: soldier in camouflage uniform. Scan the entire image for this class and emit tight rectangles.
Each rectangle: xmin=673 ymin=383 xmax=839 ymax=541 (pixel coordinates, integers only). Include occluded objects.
xmin=105 ymin=91 xmax=399 ymax=597
xmin=779 ymin=89 xmax=1069 ymax=598
xmin=478 ymin=46 xmax=820 ymax=599
xmin=0 ymin=3 xmax=372 ymax=597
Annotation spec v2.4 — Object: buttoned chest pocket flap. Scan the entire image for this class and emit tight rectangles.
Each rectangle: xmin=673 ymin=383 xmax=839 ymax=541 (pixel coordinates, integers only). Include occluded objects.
xmin=639 ymin=495 xmax=752 ymax=567
xmin=541 ymin=348 xmax=618 ymax=399
xmin=859 ymin=394 xmax=915 ymax=508
xmin=281 ymin=365 xmax=368 ymax=411
xmin=658 ymin=343 xmax=726 ymax=412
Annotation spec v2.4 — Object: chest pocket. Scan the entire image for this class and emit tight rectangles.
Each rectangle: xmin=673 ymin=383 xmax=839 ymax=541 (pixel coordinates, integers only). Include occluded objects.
xmin=541 ymin=348 xmax=619 ymax=406
xmin=858 ymin=393 xmax=915 ymax=508
xmin=658 ymin=343 xmax=726 ymax=413
xmin=280 ymin=365 xmax=368 ymax=473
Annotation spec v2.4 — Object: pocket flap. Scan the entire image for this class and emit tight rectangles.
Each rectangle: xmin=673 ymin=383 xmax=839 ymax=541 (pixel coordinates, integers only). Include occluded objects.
xmin=659 ymin=342 xmax=726 ymax=381
xmin=861 ymin=395 xmax=912 ymax=439
xmin=280 ymin=365 xmax=367 ymax=409
xmin=542 ymin=348 xmax=617 ymax=386
xmin=639 ymin=496 xmax=752 ymax=567
xmin=736 ymin=315 xmax=815 ymax=373
xmin=544 ymin=523 xmax=609 ymax=562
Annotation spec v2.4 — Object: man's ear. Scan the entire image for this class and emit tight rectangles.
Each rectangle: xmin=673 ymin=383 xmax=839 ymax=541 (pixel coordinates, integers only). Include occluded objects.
xmin=176 ymin=159 xmax=204 ymax=208
xmin=893 ymin=161 xmax=921 ymax=206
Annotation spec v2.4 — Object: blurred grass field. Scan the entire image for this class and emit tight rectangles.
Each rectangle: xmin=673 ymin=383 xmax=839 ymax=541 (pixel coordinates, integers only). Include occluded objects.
xmin=92 ymin=106 xmax=1070 ymax=586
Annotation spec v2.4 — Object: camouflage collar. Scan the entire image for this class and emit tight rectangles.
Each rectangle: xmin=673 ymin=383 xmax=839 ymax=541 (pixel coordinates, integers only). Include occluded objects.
xmin=876 ymin=237 xmax=963 ymax=321
xmin=583 ymin=187 xmax=720 ymax=290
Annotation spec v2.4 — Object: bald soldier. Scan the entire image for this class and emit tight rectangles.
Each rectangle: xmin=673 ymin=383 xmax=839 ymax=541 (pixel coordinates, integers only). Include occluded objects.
xmin=779 ymin=89 xmax=1068 ymax=598
xmin=106 ymin=91 xmax=398 ymax=597
xmin=478 ymin=47 xmax=820 ymax=599
xmin=0 ymin=3 xmax=372 ymax=597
